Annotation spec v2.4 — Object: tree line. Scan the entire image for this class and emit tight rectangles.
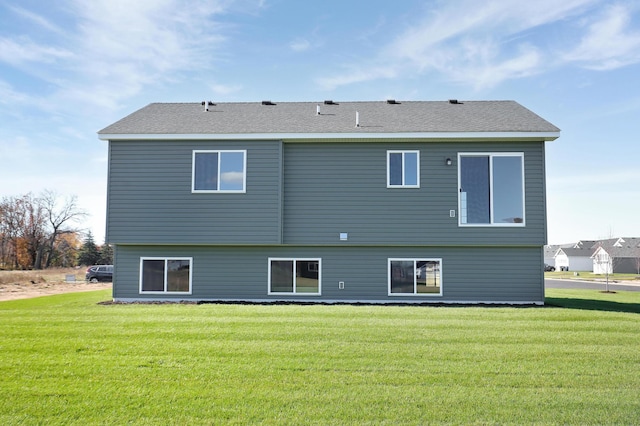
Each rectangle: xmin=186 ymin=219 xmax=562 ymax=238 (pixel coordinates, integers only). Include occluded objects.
xmin=0 ymin=190 xmax=111 ymax=270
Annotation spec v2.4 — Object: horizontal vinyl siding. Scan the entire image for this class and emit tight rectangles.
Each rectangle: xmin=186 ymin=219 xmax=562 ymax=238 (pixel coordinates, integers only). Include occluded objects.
xmin=107 ymin=140 xmax=281 ymax=244
xmin=283 ymin=141 xmax=546 ymax=246
xmin=113 ymin=245 xmax=544 ymax=303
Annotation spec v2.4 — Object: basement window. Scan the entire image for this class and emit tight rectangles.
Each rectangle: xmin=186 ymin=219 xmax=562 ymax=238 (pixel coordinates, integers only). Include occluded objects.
xmin=140 ymin=257 xmax=192 ymax=294
xmin=388 ymin=258 xmax=442 ymax=296
xmin=268 ymin=258 xmax=321 ymax=295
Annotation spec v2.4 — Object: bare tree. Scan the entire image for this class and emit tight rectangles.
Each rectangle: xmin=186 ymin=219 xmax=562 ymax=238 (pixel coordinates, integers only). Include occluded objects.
xmin=0 ymin=194 xmax=45 ymax=269
xmin=0 ymin=191 xmax=87 ymax=269
xmin=36 ymin=190 xmax=87 ymax=269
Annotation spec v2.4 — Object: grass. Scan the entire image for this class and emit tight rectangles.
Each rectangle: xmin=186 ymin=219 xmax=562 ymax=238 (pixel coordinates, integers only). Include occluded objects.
xmin=545 ymin=270 xmax=640 ymax=281
xmin=1 ymin=290 xmax=639 ymax=425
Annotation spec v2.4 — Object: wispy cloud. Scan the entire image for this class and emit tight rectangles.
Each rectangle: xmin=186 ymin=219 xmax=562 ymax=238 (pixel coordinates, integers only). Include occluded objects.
xmin=0 ymin=80 xmax=30 ymax=105
xmin=317 ymin=0 xmax=597 ymax=90
xmin=2 ymin=0 xmax=235 ymax=112
xmin=209 ymin=82 xmax=243 ymax=96
xmin=6 ymin=5 xmax=65 ymax=34
xmin=564 ymin=4 xmax=640 ymax=70
xmin=0 ymin=37 xmax=72 ymax=65
xmin=548 ymin=169 xmax=640 ymax=189
xmin=290 ymin=38 xmax=311 ymax=52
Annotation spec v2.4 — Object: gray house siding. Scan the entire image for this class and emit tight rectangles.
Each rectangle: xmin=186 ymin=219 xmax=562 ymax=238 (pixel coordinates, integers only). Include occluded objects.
xmin=107 ymin=140 xmax=282 ymax=244
xmin=283 ymin=141 xmax=547 ymax=246
xmin=112 ymin=245 xmax=544 ymax=304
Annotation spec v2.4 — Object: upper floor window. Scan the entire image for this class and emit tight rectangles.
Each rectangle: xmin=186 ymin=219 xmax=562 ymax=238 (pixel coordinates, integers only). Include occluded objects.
xmin=387 ymin=151 xmax=419 ymax=188
xmin=192 ymin=150 xmax=246 ymax=193
xmin=459 ymin=153 xmax=524 ymax=226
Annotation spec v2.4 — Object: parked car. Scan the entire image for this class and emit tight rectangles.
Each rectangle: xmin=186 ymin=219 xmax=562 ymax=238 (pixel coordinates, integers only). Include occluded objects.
xmin=544 ymin=264 xmax=556 ymax=272
xmin=86 ymin=265 xmax=113 ymax=283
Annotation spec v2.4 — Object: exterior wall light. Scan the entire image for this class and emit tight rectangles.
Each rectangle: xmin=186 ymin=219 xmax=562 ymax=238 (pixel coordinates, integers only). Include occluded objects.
xmin=445 ymin=158 xmax=452 ymax=166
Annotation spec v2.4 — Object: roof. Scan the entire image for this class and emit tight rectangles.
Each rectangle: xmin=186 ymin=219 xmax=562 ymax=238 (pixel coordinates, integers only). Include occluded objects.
xmin=556 ymin=247 xmax=595 ymax=258
xmin=593 ymin=238 xmax=640 ymax=258
xmin=98 ymin=100 xmax=560 ymax=140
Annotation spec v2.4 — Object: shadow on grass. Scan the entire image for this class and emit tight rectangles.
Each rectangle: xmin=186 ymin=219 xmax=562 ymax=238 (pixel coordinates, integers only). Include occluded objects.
xmin=545 ymin=297 xmax=640 ymax=314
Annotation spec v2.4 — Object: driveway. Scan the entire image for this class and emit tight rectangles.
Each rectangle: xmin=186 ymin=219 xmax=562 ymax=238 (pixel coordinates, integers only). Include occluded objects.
xmin=545 ymin=278 xmax=640 ymax=292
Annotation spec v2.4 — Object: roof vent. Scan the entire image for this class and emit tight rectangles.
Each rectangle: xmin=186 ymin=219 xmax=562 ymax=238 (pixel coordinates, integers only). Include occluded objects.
xmin=386 ymin=99 xmax=400 ymax=104
xmin=201 ymin=101 xmax=215 ymax=111
xmin=355 ymin=111 xmax=360 ymax=128
xmin=261 ymin=100 xmax=276 ymax=106
xmin=449 ymin=99 xmax=463 ymax=104
xmin=324 ymin=100 xmax=338 ymax=105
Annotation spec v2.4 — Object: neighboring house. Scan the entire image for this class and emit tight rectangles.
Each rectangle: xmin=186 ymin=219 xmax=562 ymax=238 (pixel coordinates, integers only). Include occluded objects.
xmin=544 ymin=245 xmax=559 ymax=268
xmin=98 ymin=100 xmax=560 ymax=304
xmin=592 ymin=238 xmax=640 ymax=274
xmin=554 ymin=247 xmax=594 ymax=271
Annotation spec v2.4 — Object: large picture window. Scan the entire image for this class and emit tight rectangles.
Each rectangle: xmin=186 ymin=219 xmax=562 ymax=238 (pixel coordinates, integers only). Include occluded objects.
xmin=192 ymin=150 xmax=246 ymax=193
xmin=388 ymin=258 xmax=442 ymax=296
xmin=387 ymin=151 xmax=419 ymax=188
xmin=459 ymin=153 xmax=524 ymax=225
xmin=268 ymin=258 xmax=321 ymax=295
xmin=140 ymin=258 xmax=192 ymax=294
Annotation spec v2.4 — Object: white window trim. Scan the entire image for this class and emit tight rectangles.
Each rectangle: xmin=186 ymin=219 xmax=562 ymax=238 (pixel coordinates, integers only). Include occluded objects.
xmin=192 ymin=150 xmax=247 ymax=193
xmin=457 ymin=152 xmax=525 ymax=227
xmin=268 ymin=257 xmax=322 ymax=296
xmin=388 ymin=258 xmax=443 ymax=297
xmin=139 ymin=257 xmax=193 ymax=295
xmin=387 ymin=150 xmax=420 ymax=188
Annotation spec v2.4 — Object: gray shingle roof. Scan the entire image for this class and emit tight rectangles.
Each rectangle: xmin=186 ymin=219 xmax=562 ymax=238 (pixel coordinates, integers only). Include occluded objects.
xmin=98 ymin=100 xmax=560 ymax=137
xmin=595 ymin=238 xmax=640 ymax=258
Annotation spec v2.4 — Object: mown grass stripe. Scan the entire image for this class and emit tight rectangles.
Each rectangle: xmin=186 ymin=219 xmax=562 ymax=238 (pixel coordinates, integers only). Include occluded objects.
xmin=0 ymin=289 xmax=638 ymax=424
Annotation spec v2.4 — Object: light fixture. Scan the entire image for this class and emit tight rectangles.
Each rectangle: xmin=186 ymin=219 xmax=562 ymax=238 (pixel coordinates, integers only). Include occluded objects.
xmin=445 ymin=158 xmax=452 ymax=166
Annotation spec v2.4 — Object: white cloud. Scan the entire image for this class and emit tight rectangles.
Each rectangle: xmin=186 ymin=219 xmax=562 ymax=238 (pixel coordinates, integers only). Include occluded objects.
xmin=317 ymin=0 xmax=597 ymax=90
xmin=6 ymin=5 xmax=65 ymax=34
xmin=317 ymin=66 xmax=398 ymax=91
xmin=443 ymin=43 xmax=543 ymax=89
xmin=0 ymin=80 xmax=30 ymax=105
xmin=210 ymin=83 xmax=243 ymax=96
xmin=0 ymin=37 xmax=72 ymax=65
xmin=564 ymin=4 xmax=640 ymax=70
xmin=2 ymin=0 xmax=235 ymax=112
xmin=290 ymin=38 xmax=311 ymax=52
xmin=221 ymin=171 xmax=244 ymax=184
xmin=547 ymin=169 xmax=640 ymax=189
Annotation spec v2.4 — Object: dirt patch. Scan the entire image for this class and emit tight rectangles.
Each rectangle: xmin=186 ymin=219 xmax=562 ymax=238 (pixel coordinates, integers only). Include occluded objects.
xmin=0 ymin=269 xmax=112 ymax=302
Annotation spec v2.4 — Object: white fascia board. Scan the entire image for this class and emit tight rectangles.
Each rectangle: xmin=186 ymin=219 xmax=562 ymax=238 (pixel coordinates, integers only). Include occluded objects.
xmin=98 ymin=131 xmax=560 ymax=141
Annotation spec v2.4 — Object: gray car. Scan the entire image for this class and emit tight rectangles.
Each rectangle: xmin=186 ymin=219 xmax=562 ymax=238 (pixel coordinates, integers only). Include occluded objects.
xmin=85 ymin=265 xmax=113 ymax=283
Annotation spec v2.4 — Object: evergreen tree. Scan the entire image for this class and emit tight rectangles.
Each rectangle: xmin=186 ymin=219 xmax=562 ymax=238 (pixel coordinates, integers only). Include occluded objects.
xmin=98 ymin=243 xmax=113 ymax=265
xmin=77 ymin=231 xmax=100 ymax=266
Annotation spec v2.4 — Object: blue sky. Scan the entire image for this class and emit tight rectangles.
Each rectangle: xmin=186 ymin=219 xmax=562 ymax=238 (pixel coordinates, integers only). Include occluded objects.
xmin=1 ymin=0 xmax=639 ymax=245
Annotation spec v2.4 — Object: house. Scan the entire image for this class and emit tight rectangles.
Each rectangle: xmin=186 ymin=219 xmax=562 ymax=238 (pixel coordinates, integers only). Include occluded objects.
xmin=592 ymin=238 xmax=640 ymax=274
xmin=98 ymin=100 xmax=560 ymax=304
xmin=551 ymin=240 xmax=599 ymax=271
xmin=544 ymin=245 xmax=560 ymax=268
xmin=554 ymin=247 xmax=594 ymax=271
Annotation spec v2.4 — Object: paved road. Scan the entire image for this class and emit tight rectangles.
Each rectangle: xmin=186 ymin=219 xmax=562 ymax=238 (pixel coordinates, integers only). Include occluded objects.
xmin=545 ymin=278 xmax=640 ymax=292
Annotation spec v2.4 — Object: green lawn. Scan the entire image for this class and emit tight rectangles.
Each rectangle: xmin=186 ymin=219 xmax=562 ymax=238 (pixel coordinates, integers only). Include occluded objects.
xmin=545 ymin=270 xmax=640 ymax=281
xmin=1 ymin=289 xmax=639 ymax=425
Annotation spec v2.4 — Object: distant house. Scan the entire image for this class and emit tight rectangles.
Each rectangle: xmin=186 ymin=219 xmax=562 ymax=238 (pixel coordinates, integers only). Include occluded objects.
xmin=592 ymin=238 xmax=640 ymax=274
xmin=98 ymin=100 xmax=560 ymax=304
xmin=544 ymin=245 xmax=560 ymax=267
xmin=554 ymin=247 xmax=594 ymax=271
